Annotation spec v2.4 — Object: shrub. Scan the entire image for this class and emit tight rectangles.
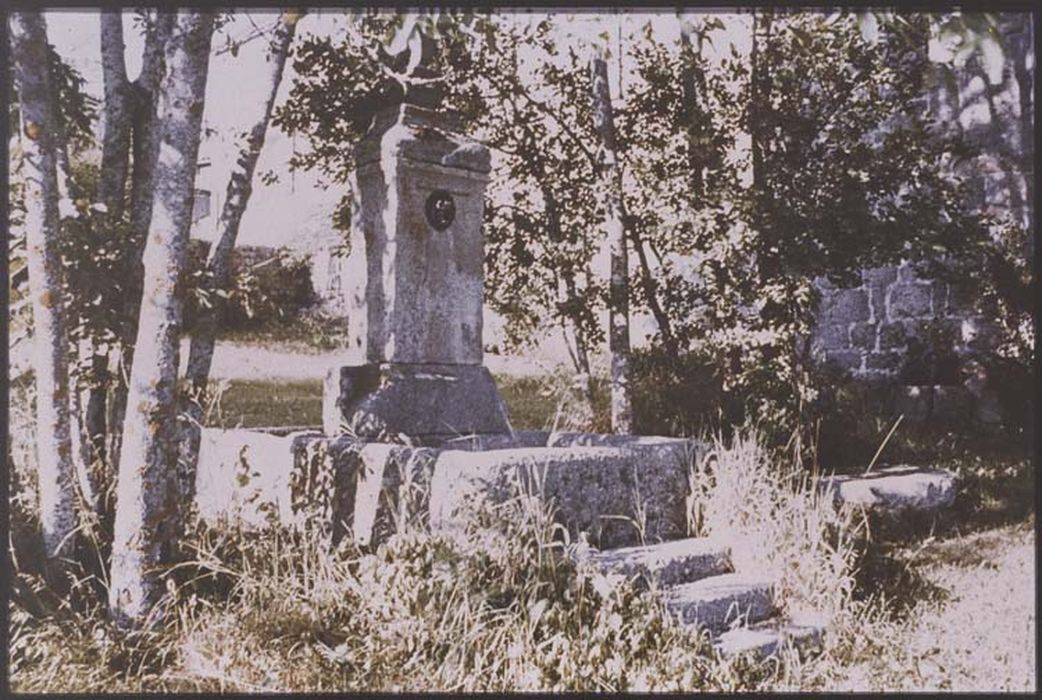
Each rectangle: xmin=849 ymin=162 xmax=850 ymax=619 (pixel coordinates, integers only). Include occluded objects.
xmin=183 ymin=243 xmax=316 ymax=332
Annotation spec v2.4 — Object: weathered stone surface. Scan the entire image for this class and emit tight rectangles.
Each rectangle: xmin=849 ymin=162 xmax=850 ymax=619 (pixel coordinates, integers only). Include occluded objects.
xmin=819 ymin=288 xmax=869 ymax=325
xmin=861 ymin=266 xmax=898 ymax=287
xmin=877 ymin=322 xmax=907 ymax=351
xmin=429 ymin=444 xmax=693 ymax=549
xmin=818 ymin=465 xmax=957 ymax=512
xmin=814 ymin=323 xmax=850 ymax=350
xmin=714 ymin=615 xmax=826 ymax=660
xmin=887 ymin=283 xmax=934 ymax=319
xmin=583 ymin=537 xmax=732 ymax=588
xmin=849 ymin=322 xmax=875 ymax=350
xmin=865 ymin=351 xmax=903 ymax=372
xmin=662 ymin=574 xmax=775 ymax=634
xmin=349 ymin=104 xmax=490 ymax=366
xmin=824 ymin=349 xmax=863 ymax=372
xmin=323 ymin=363 xmax=511 ymax=439
xmin=194 ymin=428 xmax=321 ymax=528
xmin=195 ymin=428 xmax=703 ymax=548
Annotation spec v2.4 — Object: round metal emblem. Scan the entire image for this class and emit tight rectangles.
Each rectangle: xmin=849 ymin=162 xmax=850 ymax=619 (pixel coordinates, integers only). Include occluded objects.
xmin=425 ymin=190 xmax=456 ymax=231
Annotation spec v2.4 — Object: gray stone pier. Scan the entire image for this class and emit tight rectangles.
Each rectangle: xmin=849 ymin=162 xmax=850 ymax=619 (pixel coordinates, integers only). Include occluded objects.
xmin=323 ymin=35 xmax=510 ymax=440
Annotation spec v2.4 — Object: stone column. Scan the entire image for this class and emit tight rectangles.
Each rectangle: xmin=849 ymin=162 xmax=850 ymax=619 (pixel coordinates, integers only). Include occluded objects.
xmin=324 ymin=85 xmax=511 ymax=441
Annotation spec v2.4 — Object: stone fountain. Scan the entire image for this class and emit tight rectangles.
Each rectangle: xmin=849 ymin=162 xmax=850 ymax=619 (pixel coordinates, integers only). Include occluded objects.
xmin=193 ymin=25 xmax=702 ymax=550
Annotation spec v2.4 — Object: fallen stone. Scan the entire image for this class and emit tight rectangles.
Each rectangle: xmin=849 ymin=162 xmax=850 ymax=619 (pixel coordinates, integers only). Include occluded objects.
xmin=818 ymin=465 xmax=957 ymax=512
xmin=583 ymin=537 xmax=732 ymax=588
xmin=662 ymin=573 xmax=775 ymax=634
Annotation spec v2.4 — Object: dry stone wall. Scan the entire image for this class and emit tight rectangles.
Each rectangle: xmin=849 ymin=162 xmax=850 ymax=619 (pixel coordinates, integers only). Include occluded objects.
xmin=812 ymin=14 xmax=1033 ymax=389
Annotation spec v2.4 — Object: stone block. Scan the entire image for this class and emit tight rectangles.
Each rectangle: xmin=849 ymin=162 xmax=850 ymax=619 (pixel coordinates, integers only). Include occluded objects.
xmin=887 ymin=283 xmax=933 ymax=319
xmin=662 ymin=574 xmax=776 ymax=634
xmin=818 ymin=466 xmax=957 ymax=512
xmin=824 ymin=349 xmax=863 ymax=373
xmin=861 ymin=266 xmax=898 ymax=287
xmin=849 ymin=322 xmax=876 ymax=350
xmin=813 ymin=323 xmax=850 ymax=351
xmin=865 ymin=351 xmax=902 ymax=372
xmin=429 ymin=444 xmax=693 ymax=549
xmin=583 ymin=537 xmax=733 ymax=588
xmin=877 ymin=322 xmax=907 ymax=351
xmin=194 ymin=428 xmax=322 ymax=529
xmin=324 ymin=363 xmax=511 ymax=439
xmin=818 ymin=288 xmax=869 ymax=326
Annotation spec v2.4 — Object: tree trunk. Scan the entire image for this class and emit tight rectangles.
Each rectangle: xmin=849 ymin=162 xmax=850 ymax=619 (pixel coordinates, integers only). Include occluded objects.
xmin=9 ymin=11 xmax=77 ymax=558
xmin=108 ymin=10 xmax=214 ymax=628
xmin=109 ymin=11 xmax=174 ymax=472
xmin=589 ymin=49 xmax=633 ymax=434
xmin=541 ymin=185 xmax=596 ymax=418
xmin=98 ymin=10 xmax=133 ymax=219
xmin=180 ymin=11 xmax=302 ymax=505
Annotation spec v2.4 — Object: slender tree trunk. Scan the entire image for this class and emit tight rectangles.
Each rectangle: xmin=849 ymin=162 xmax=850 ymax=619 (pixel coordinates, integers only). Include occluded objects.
xmin=10 ymin=11 xmax=77 ymax=558
xmin=108 ymin=10 xmax=214 ymax=628
xmin=98 ymin=11 xmax=133 ymax=219
xmin=74 ymin=11 xmax=136 ymax=476
xmin=589 ymin=49 xmax=632 ymax=434
xmin=179 ymin=11 xmax=302 ymax=504
xmin=109 ymin=11 xmax=174 ymax=471
xmin=541 ymin=185 xmax=595 ymax=416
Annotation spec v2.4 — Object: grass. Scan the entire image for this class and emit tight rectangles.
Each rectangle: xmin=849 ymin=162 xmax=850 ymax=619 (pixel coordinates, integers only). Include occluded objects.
xmin=206 ymin=379 xmax=323 ymax=429
xmin=206 ymin=373 xmax=590 ymax=432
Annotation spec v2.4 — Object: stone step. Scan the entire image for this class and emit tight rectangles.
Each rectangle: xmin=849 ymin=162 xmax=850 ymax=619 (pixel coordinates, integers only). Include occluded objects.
xmin=662 ymin=573 xmax=775 ymax=635
xmin=713 ymin=616 xmax=826 ymax=660
xmin=583 ymin=537 xmax=733 ymax=587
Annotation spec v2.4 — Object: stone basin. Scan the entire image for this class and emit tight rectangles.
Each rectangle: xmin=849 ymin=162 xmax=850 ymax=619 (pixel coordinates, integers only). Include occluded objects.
xmin=194 ymin=427 xmax=705 ymax=549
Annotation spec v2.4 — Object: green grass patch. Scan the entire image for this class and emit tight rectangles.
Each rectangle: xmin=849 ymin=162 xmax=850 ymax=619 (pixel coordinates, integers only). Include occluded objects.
xmin=208 ymin=379 xmax=323 ymax=429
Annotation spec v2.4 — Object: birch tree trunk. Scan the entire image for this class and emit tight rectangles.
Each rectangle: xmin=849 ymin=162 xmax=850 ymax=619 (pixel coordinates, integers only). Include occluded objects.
xmin=108 ymin=11 xmax=174 ymax=471
xmin=108 ymin=10 xmax=214 ymax=628
xmin=9 ymin=11 xmax=77 ymax=558
xmin=589 ymin=49 xmax=633 ymax=434
xmin=73 ymin=11 xmax=136 ymax=478
xmin=180 ymin=10 xmax=302 ymax=503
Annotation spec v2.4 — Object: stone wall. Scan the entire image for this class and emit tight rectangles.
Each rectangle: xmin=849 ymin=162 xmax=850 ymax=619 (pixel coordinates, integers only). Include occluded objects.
xmin=811 ymin=263 xmax=993 ymax=381
xmin=811 ymin=14 xmax=1033 ymax=388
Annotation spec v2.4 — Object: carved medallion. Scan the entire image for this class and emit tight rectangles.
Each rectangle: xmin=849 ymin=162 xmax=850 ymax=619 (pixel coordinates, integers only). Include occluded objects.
xmin=425 ymin=190 xmax=455 ymax=231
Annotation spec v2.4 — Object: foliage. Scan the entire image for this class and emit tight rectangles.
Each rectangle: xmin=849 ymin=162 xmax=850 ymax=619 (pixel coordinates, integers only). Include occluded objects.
xmin=183 ymin=244 xmax=316 ymax=332
xmin=619 ymin=13 xmax=998 ymax=435
xmin=276 ymin=12 xmax=1021 ymax=437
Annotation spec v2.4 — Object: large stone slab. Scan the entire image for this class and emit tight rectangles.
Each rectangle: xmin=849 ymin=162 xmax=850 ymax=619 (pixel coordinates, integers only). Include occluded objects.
xmin=323 ymin=363 xmax=511 ymax=439
xmin=194 ymin=428 xmax=322 ymax=529
xmin=196 ymin=427 xmax=704 ymax=551
xmin=428 ymin=444 xmax=694 ymax=549
xmin=818 ymin=465 xmax=957 ymax=512
xmin=662 ymin=574 xmax=776 ymax=635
